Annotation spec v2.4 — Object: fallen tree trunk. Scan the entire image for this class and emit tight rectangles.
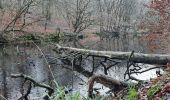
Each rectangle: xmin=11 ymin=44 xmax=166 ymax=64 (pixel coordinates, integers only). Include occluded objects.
xmin=55 ymin=44 xmax=170 ymax=65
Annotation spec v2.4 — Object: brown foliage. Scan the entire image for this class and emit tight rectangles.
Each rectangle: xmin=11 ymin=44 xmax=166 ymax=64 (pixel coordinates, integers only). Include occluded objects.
xmin=140 ymin=0 xmax=170 ymax=53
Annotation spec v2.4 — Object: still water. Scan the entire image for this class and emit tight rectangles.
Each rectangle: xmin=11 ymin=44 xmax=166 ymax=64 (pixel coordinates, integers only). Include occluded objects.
xmin=0 ymin=44 xmax=160 ymax=100
xmin=0 ymin=44 xmax=73 ymax=100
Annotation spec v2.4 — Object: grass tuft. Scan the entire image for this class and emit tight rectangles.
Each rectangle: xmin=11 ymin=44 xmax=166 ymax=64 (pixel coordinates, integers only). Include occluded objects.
xmin=147 ymin=84 xmax=161 ymax=100
xmin=126 ymin=85 xmax=138 ymax=100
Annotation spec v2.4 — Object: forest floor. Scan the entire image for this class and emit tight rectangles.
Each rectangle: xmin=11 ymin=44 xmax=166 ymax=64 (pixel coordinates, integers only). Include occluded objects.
xmin=126 ymin=70 xmax=170 ymax=100
xmin=141 ymin=73 xmax=170 ymax=100
xmin=86 ymin=71 xmax=170 ymax=100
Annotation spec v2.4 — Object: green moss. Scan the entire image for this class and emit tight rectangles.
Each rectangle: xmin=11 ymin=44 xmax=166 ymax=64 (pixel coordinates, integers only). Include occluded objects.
xmin=16 ymin=34 xmax=41 ymax=42
xmin=45 ymin=33 xmax=61 ymax=43
xmin=126 ymin=85 xmax=138 ymax=100
xmin=147 ymin=84 xmax=161 ymax=100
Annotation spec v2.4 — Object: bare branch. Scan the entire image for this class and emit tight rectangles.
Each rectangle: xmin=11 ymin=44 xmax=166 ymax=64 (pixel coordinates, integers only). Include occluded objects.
xmin=11 ymin=74 xmax=54 ymax=97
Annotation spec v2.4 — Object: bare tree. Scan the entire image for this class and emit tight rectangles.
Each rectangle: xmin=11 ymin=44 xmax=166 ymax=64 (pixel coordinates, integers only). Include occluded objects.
xmin=0 ymin=0 xmax=55 ymax=39
xmin=41 ymin=0 xmax=53 ymax=30
xmin=95 ymin=0 xmax=138 ymax=51
xmin=56 ymin=0 xmax=94 ymax=33
xmin=55 ymin=0 xmax=95 ymax=47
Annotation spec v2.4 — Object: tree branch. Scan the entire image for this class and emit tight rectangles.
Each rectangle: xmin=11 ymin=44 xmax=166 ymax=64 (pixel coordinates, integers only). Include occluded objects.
xmin=88 ymin=74 xmax=128 ymax=98
xmin=11 ymin=74 xmax=54 ymax=99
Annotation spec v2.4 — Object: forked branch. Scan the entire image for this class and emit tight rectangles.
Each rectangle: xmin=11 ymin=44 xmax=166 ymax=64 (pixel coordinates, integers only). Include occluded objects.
xmin=11 ymin=74 xmax=54 ymax=99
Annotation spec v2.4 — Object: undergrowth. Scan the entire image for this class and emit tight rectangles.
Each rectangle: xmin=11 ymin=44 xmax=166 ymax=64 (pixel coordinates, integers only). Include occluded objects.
xmin=48 ymin=80 xmax=82 ymax=100
xmin=48 ymin=84 xmax=108 ymax=100
xmin=45 ymin=33 xmax=61 ymax=43
xmin=147 ymin=83 xmax=161 ymax=100
xmin=126 ymin=85 xmax=138 ymax=100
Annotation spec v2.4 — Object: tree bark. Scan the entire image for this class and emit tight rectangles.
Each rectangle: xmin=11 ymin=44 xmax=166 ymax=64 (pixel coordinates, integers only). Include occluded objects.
xmin=55 ymin=44 xmax=170 ymax=65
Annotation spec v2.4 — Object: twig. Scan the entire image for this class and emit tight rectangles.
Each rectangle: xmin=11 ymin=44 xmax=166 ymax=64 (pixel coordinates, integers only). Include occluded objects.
xmin=130 ymin=66 xmax=163 ymax=74
xmin=100 ymin=57 xmax=108 ymax=75
xmin=32 ymin=41 xmax=57 ymax=86
xmin=71 ymin=59 xmax=75 ymax=89
xmin=128 ymin=76 xmax=143 ymax=82
xmin=124 ymin=51 xmax=134 ymax=79
xmin=0 ymin=95 xmax=7 ymax=100
xmin=18 ymin=82 xmax=32 ymax=100
xmin=11 ymin=74 xmax=54 ymax=97
xmin=3 ymin=0 xmax=34 ymax=32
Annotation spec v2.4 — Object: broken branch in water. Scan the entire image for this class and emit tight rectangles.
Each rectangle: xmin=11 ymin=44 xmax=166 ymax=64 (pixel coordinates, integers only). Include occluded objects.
xmin=11 ymin=74 xmax=54 ymax=99
xmin=88 ymin=74 xmax=128 ymax=98
xmin=124 ymin=51 xmax=135 ymax=79
xmin=18 ymin=82 xmax=32 ymax=100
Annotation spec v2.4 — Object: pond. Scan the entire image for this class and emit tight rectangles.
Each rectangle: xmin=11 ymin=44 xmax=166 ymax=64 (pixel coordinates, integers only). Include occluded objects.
xmin=0 ymin=44 xmax=162 ymax=100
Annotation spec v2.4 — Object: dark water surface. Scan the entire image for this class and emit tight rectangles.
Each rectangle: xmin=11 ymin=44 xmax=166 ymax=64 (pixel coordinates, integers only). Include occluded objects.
xmin=0 ymin=44 xmax=73 ymax=100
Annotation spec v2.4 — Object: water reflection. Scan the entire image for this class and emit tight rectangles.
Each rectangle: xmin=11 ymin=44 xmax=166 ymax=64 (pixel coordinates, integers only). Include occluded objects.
xmin=0 ymin=44 xmax=72 ymax=100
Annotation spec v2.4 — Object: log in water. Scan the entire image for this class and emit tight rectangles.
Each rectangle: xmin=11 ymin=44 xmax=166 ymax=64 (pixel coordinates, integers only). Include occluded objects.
xmin=55 ymin=44 xmax=170 ymax=65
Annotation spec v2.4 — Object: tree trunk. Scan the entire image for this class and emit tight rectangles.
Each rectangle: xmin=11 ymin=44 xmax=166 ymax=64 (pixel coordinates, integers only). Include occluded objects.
xmin=55 ymin=44 xmax=170 ymax=65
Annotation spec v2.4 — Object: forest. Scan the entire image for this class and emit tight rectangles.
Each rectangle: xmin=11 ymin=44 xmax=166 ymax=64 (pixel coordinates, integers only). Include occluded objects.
xmin=0 ymin=0 xmax=170 ymax=100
